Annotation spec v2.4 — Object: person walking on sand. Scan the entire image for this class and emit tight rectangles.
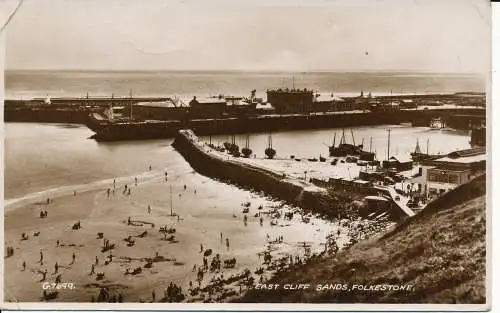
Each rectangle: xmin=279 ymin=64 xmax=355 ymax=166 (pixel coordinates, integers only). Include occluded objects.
xmin=113 ymin=178 xmax=116 ymax=188
xmin=56 ymin=240 xmax=60 ymax=247
xmin=220 ymin=232 xmax=223 ymax=242
xmin=200 ymin=244 xmax=203 ymax=252
xmin=147 ymin=205 xmax=151 ymax=214
xmin=89 ymin=264 xmax=95 ymax=275
xmin=152 ymin=290 xmax=156 ymax=302
xmin=22 ymin=261 xmax=26 ymax=271
xmin=39 ymin=250 xmax=44 ymax=265
xmin=107 ymin=188 xmax=110 ymax=198
xmin=226 ymin=238 xmax=230 ymax=249
xmin=71 ymin=252 xmax=76 ymax=264
xmin=95 ymin=256 xmax=99 ymax=265
xmin=149 ymin=165 xmax=152 ymax=171
xmin=54 ymin=262 xmax=59 ymax=274
xmin=127 ymin=188 xmax=131 ymax=196
xmin=41 ymin=269 xmax=47 ymax=282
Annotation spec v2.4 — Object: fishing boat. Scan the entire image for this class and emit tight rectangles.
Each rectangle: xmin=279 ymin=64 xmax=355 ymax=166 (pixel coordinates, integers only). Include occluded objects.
xmin=241 ymin=134 xmax=253 ymax=158
xmin=224 ymin=135 xmax=240 ymax=156
xmin=329 ymin=129 xmax=360 ymax=157
xmin=329 ymin=129 xmax=375 ymax=161
xmin=410 ymin=138 xmax=440 ymax=162
xmin=265 ymin=133 xmax=276 ymax=159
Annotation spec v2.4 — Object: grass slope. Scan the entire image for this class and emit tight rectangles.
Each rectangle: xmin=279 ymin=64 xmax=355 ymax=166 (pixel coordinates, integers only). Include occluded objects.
xmin=237 ymin=174 xmax=486 ymax=303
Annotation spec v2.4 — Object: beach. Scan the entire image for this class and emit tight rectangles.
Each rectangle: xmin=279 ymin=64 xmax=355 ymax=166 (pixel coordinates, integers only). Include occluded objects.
xmin=4 ymin=155 xmax=346 ymax=302
xmin=3 ymin=123 xmax=470 ymax=303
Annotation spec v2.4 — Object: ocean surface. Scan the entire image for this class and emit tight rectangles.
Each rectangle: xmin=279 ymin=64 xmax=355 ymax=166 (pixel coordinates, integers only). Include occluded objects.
xmin=4 ymin=123 xmax=470 ymax=200
xmin=5 ymin=70 xmax=485 ymax=100
xmin=4 ymin=70 xmax=476 ymax=199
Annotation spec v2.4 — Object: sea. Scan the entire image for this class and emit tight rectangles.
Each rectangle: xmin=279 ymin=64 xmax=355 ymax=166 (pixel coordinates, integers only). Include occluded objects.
xmin=5 ymin=70 xmax=485 ymax=100
xmin=4 ymin=70 xmax=482 ymax=199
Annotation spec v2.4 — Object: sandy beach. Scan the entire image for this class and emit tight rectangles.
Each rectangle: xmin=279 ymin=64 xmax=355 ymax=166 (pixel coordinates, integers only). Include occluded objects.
xmin=4 ymin=160 xmax=350 ymax=303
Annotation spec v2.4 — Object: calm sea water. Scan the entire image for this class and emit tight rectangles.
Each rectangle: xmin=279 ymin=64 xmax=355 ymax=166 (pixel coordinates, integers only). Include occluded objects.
xmin=5 ymin=70 xmax=485 ymax=100
xmin=4 ymin=123 xmax=470 ymax=200
xmin=4 ymin=70 xmax=475 ymax=199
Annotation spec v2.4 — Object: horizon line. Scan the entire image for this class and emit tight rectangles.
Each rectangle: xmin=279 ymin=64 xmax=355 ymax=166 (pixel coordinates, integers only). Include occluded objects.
xmin=4 ymin=68 xmax=486 ymax=75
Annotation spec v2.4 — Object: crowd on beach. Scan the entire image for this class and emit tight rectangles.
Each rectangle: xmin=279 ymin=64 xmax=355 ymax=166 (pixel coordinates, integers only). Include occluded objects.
xmin=5 ymin=162 xmax=392 ymax=303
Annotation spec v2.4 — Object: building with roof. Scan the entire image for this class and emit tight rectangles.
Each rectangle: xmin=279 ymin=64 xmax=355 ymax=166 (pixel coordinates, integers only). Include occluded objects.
xmin=189 ymin=96 xmax=227 ymax=118
xmin=132 ymin=99 xmax=189 ymax=120
xmin=382 ymin=154 xmax=414 ymax=171
xmin=421 ymin=147 xmax=486 ymax=198
xmin=266 ymin=88 xmax=314 ymax=114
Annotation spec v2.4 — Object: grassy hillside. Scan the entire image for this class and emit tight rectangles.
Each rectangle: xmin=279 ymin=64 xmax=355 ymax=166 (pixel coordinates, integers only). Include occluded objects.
xmin=237 ymin=174 xmax=486 ymax=304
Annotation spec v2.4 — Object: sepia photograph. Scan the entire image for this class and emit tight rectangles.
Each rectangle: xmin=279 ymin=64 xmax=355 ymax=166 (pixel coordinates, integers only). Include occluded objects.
xmin=1 ymin=0 xmax=490 ymax=310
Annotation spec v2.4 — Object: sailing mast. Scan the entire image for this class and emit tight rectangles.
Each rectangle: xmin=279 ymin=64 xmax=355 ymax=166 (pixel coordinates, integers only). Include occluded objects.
xmin=426 ymin=138 xmax=430 ymax=155
xmin=129 ymin=89 xmax=133 ymax=120
xmin=350 ymin=129 xmax=356 ymax=146
xmin=332 ymin=133 xmax=337 ymax=147
xmin=414 ymin=138 xmax=422 ymax=154
xmin=369 ymin=137 xmax=373 ymax=153
xmin=386 ymin=129 xmax=391 ymax=161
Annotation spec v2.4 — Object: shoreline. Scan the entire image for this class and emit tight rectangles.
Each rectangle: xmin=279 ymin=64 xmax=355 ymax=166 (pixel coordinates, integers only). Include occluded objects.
xmin=5 ymin=159 xmax=362 ymax=303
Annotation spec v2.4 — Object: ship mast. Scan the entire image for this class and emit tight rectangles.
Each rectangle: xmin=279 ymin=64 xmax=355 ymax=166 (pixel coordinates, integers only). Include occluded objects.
xmin=369 ymin=137 xmax=373 ymax=153
xmin=414 ymin=138 xmax=422 ymax=154
xmin=129 ymin=89 xmax=133 ymax=120
xmin=332 ymin=133 xmax=336 ymax=147
xmin=426 ymin=138 xmax=430 ymax=155
xmin=351 ymin=129 xmax=356 ymax=146
xmin=386 ymin=128 xmax=391 ymax=161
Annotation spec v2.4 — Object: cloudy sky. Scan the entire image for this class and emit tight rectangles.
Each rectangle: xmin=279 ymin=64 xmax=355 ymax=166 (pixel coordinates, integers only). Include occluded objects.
xmin=1 ymin=0 xmax=491 ymax=72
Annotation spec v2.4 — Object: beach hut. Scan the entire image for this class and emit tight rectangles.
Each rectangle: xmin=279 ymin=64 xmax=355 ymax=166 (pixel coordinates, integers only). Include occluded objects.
xmin=364 ymin=195 xmax=390 ymax=211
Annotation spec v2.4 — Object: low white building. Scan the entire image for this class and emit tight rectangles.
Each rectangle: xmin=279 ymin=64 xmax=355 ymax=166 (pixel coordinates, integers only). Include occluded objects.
xmin=421 ymin=147 xmax=486 ymax=198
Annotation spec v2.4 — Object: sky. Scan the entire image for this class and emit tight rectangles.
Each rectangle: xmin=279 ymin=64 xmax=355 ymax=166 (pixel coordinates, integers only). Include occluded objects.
xmin=0 ymin=0 xmax=491 ymax=72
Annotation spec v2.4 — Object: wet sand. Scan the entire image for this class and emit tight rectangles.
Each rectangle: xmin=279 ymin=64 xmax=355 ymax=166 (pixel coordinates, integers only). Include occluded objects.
xmin=4 ymin=166 xmax=348 ymax=302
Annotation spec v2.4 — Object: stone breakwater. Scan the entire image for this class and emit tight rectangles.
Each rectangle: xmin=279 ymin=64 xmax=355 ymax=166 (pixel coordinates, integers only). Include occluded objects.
xmin=173 ymin=129 xmax=334 ymax=214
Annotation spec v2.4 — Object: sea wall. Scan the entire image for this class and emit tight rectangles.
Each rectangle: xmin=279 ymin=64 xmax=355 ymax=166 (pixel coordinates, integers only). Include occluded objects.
xmin=4 ymin=107 xmax=102 ymax=124
xmin=172 ymin=129 xmax=329 ymax=212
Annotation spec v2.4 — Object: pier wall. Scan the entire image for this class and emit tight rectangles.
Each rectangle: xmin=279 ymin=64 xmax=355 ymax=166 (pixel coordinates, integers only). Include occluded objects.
xmin=172 ymin=129 xmax=330 ymax=213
